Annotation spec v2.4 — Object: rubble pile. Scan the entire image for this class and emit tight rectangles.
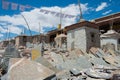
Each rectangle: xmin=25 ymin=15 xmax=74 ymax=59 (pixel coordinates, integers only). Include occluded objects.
xmin=0 ymin=44 xmax=120 ymax=80
xmin=41 ymin=48 xmax=120 ymax=80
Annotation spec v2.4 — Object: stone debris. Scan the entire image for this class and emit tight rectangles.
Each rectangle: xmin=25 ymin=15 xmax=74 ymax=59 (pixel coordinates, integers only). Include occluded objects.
xmin=1 ymin=58 xmax=56 ymax=80
xmin=35 ymin=57 xmax=59 ymax=73
xmin=90 ymin=47 xmax=99 ymax=54
xmin=0 ymin=44 xmax=120 ymax=80
xmin=85 ymin=68 xmax=112 ymax=79
xmin=89 ymin=57 xmax=110 ymax=66
xmin=103 ymin=55 xmax=120 ymax=67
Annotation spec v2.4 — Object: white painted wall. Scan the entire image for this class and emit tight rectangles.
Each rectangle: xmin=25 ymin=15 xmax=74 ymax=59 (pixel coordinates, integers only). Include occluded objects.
xmin=67 ymin=26 xmax=100 ymax=52
xmin=15 ymin=37 xmax=20 ymax=47
xmin=101 ymin=38 xmax=118 ymax=50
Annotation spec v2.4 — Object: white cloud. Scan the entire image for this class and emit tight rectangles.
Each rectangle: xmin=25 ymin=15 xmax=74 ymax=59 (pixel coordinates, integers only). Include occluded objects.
xmin=96 ymin=2 xmax=108 ymax=11
xmin=0 ymin=26 xmax=7 ymax=33
xmin=0 ymin=34 xmax=3 ymax=37
xmin=0 ymin=3 xmax=90 ymax=34
xmin=0 ymin=25 xmax=22 ymax=35
xmin=8 ymin=25 xmax=22 ymax=35
xmin=0 ymin=22 xmax=7 ymax=26
xmin=102 ymin=10 xmax=112 ymax=15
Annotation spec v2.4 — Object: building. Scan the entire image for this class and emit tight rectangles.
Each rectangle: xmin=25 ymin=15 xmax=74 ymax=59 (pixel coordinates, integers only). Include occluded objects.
xmin=65 ymin=20 xmax=100 ymax=52
xmin=32 ymin=34 xmax=47 ymax=44
xmin=95 ymin=12 xmax=120 ymax=33
xmin=46 ymin=29 xmax=64 ymax=46
xmin=2 ymin=12 xmax=120 ymax=50
xmin=15 ymin=35 xmax=29 ymax=47
xmin=1 ymin=38 xmax=15 ymax=48
xmin=101 ymin=30 xmax=120 ymax=51
xmin=9 ymin=38 xmax=15 ymax=45
xmin=15 ymin=34 xmax=47 ymax=48
xmin=2 ymin=40 xmax=9 ymax=47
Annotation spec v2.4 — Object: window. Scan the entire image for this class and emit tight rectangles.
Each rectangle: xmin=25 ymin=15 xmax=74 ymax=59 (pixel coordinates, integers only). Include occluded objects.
xmin=23 ymin=36 xmax=27 ymax=42
xmin=118 ymin=38 xmax=120 ymax=44
xmin=91 ymin=32 xmax=95 ymax=42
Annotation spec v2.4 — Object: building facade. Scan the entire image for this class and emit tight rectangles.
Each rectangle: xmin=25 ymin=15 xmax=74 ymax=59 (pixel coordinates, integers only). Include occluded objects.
xmin=15 ymin=35 xmax=30 ymax=48
xmin=101 ymin=30 xmax=120 ymax=51
xmin=66 ymin=21 xmax=100 ymax=52
xmin=95 ymin=12 xmax=120 ymax=33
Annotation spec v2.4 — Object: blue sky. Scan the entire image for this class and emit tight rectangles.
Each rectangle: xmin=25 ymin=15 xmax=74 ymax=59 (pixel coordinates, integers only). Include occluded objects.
xmin=0 ymin=0 xmax=120 ymax=41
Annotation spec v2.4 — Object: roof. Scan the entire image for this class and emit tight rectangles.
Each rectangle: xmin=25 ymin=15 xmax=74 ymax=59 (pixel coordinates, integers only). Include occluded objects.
xmin=32 ymin=34 xmax=45 ymax=37
xmin=95 ymin=12 xmax=120 ymax=22
xmin=47 ymin=29 xmax=63 ymax=35
xmin=15 ymin=34 xmax=28 ymax=38
xmin=95 ymin=12 xmax=120 ymax=26
xmin=7 ymin=58 xmax=55 ymax=80
xmin=65 ymin=20 xmax=98 ymax=31
xmin=101 ymin=30 xmax=120 ymax=38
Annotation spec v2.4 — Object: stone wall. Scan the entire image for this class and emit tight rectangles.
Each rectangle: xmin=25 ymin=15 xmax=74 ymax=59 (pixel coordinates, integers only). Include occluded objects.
xmin=86 ymin=27 xmax=100 ymax=52
xmin=67 ymin=26 xmax=100 ymax=52
xmin=67 ymin=27 xmax=87 ymax=52
xmin=101 ymin=38 xmax=118 ymax=51
xmin=15 ymin=37 xmax=20 ymax=47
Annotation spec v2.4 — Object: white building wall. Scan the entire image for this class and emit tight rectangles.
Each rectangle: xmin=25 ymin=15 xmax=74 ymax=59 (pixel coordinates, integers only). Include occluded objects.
xmin=67 ymin=27 xmax=87 ymax=52
xmin=74 ymin=27 xmax=86 ymax=52
xmin=101 ymin=38 xmax=118 ymax=50
xmin=67 ymin=26 xmax=100 ymax=52
xmin=67 ymin=31 xmax=73 ymax=50
xmin=15 ymin=37 xmax=20 ymax=47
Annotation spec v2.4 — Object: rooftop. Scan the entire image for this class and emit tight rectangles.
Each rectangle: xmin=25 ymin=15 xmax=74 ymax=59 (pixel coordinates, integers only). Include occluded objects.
xmin=65 ymin=20 xmax=98 ymax=31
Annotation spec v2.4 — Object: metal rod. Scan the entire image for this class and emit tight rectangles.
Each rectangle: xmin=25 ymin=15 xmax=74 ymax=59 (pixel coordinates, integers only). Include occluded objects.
xmin=110 ymin=15 xmax=114 ymax=30
xmin=7 ymin=27 xmax=10 ymax=44
xmin=21 ymin=14 xmax=32 ymax=36
xmin=78 ymin=0 xmax=83 ymax=21
xmin=39 ymin=22 xmax=41 ymax=43
xmin=60 ymin=9 xmax=62 ymax=26
xmin=23 ymin=27 xmax=26 ymax=35
xmin=39 ymin=22 xmax=41 ymax=34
